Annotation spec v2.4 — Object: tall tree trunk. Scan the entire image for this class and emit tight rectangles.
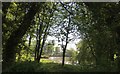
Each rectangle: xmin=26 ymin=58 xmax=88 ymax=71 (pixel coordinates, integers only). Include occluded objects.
xmin=38 ymin=25 xmax=49 ymax=62
xmin=62 ymin=33 xmax=68 ymax=66
xmin=2 ymin=3 xmax=42 ymax=70
xmin=116 ymin=26 xmax=120 ymax=72
xmin=62 ymin=48 xmax=65 ymax=66
xmin=35 ymin=19 xmax=44 ymax=62
xmin=62 ymin=15 xmax=70 ymax=66
xmin=34 ymin=23 xmax=43 ymax=61
xmin=36 ymin=24 xmax=43 ymax=62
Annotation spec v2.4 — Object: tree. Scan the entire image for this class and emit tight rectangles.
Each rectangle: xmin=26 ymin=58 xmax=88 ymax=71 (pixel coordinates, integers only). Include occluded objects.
xmin=76 ymin=39 xmax=95 ymax=65
xmin=84 ymin=2 xmax=120 ymax=68
xmin=3 ymin=2 xmax=119 ymax=72
xmin=2 ymin=2 xmax=43 ymax=69
xmin=66 ymin=48 xmax=77 ymax=65
xmin=48 ymin=2 xmax=80 ymax=66
xmin=34 ymin=3 xmax=56 ymax=62
xmin=43 ymin=40 xmax=54 ymax=56
xmin=74 ymin=2 xmax=120 ymax=70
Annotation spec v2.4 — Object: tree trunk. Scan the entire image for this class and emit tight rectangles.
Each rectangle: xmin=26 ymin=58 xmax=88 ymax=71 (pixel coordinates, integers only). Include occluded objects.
xmin=62 ymin=39 xmax=68 ymax=66
xmin=34 ymin=23 xmax=43 ymax=61
xmin=2 ymin=3 xmax=42 ymax=70
xmin=36 ymin=27 xmax=42 ymax=62
xmin=116 ymin=26 xmax=120 ymax=72
xmin=35 ymin=18 xmax=44 ymax=62
xmin=62 ymin=48 xmax=65 ymax=66
xmin=62 ymin=15 xmax=70 ymax=66
xmin=38 ymin=25 xmax=49 ymax=62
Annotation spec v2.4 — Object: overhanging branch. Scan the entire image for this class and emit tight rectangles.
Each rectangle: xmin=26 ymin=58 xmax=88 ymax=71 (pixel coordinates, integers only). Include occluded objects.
xmin=59 ymin=0 xmax=73 ymax=15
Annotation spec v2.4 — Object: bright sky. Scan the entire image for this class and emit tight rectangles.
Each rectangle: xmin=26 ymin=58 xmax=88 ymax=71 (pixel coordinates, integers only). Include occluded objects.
xmin=46 ymin=36 xmax=81 ymax=50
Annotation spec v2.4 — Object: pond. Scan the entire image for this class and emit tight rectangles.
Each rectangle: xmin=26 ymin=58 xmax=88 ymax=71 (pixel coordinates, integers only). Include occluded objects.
xmin=49 ymin=57 xmax=72 ymax=64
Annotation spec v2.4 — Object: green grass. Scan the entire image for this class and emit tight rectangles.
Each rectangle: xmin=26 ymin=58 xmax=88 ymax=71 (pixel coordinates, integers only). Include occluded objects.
xmin=3 ymin=61 xmax=82 ymax=72
xmin=40 ymin=59 xmax=54 ymax=63
xmin=3 ymin=61 xmax=118 ymax=72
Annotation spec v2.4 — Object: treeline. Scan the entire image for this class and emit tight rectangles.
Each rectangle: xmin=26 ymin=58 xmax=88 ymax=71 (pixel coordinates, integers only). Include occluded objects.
xmin=2 ymin=2 xmax=120 ymax=71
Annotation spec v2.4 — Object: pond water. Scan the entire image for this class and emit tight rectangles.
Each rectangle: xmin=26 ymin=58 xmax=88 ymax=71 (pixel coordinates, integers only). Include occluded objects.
xmin=49 ymin=57 xmax=72 ymax=64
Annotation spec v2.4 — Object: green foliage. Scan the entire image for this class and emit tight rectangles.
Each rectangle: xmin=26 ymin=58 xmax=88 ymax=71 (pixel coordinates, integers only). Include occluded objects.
xmin=75 ymin=3 xmax=120 ymax=69
xmin=3 ymin=2 xmax=120 ymax=71
xmin=66 ymin=48 xmax=78 ymax=64
xmin=76 ymin=39 xmax=95 ymax=65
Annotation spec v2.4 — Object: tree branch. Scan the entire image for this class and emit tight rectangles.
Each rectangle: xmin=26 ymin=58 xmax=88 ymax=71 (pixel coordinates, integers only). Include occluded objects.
xmin=59 ymin=1 xmax=73 ymax=15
